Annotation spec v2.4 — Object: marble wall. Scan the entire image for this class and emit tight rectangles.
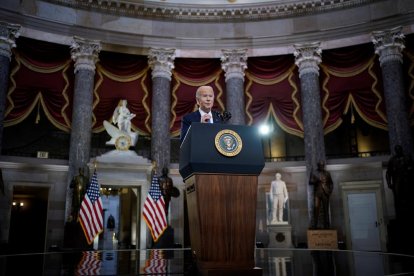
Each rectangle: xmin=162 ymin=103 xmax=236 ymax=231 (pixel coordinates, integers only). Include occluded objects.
xmin=0 ymin=154 xmax=393 ymax=251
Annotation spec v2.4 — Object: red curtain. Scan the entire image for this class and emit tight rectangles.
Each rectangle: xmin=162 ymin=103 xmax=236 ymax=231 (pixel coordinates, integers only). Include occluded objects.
xmin=6 ymin=39 xmax=152 ymax=134
xmin=5 ymin=36 xmax=414 ymax=137
xmin=5 ymin=38 xmax=74 ymax=131
xmin=320 ymin=43 xmax=387 ymax=134
xmin=245 ymin=55 xmax=303 ymax=136
xmin=171 ymin=58 xmax=225 ymax=136
xmin=92 ymin=51 xmax=151 ymax=134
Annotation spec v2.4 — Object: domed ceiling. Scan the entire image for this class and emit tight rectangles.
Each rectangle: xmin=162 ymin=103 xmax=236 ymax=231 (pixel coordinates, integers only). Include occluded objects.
xmin=1 ymin=0 xmax=413 ymax=56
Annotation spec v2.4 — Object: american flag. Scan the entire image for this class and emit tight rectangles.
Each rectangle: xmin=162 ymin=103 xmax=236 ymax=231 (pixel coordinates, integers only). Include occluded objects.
xmin=143 ymin=175 xmax=167 ymax=242
xmin=143 ymin=249 xmax=167 ymax=274
xmin=79 ymin=170 xmax=103 ymax=244
xmin=76 ymin=251 xmax=102 ymax=275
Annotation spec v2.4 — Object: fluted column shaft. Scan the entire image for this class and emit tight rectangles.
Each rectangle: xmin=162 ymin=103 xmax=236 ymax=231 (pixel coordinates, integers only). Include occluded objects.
xmin=0 ymin=22 xmax=20 ymax=153
xmin=372 ymin=27 xmax=413 ymax=157
xmin=294 ymin=42 xmax=325 ymax=226
xmin=66 ymin=36 xmax=101 ymax=221
xmin=221 ymin=49 xmax=248 ymax=125
xmin=148 ymin=48 xmax=175 ymax=175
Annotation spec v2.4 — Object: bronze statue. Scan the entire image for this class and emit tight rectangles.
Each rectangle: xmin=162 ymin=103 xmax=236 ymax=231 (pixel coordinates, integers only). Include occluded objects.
xmin=70 ymin=167 xmax=88 ymax=220
xmin=158 ymin=167 xmax=180 ymax=218
xmin=386 ymin=145 xmax=412 ymax=219
xmin=309 ymin=161 xmax=333 ymax=229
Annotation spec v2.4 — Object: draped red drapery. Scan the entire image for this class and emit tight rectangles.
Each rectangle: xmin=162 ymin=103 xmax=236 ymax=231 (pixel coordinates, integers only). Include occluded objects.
xmin=171 ymin=58 xmax=225 ymax=136
xmin=92 ymin=51 xmax=151 ymax=134
xmin=245 ymin=55 xmax=303 ymax=136
xmin=320 ymin=43 xmax=387 ymax=134
xmin=5 ymin=36 xmax=414 ymax=138
xmin=6 ymin=38 xmax=74 ymax=131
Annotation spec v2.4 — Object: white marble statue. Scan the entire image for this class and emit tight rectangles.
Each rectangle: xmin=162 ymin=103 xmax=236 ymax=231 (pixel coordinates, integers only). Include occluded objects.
xmin=270 ymin=172 xmax=289 ymax=224
xmin=112 ymin=99 xmax=136 ymax=134
xmin=104 ymin=100 xmax=138 ymax=150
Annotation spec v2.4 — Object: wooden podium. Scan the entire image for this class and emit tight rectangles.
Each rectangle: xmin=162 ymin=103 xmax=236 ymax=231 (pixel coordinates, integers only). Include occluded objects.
xmin=179 ymin=123 xmax=265 ymax=275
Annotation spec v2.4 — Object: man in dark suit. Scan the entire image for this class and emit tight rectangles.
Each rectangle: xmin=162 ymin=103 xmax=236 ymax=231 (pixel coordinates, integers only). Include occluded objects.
xmin=180 ymin=85 xmax=221 ymax=143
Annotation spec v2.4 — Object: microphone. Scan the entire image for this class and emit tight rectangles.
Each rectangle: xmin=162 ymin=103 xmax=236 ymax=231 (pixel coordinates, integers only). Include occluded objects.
xmin=214 ymin=110 xmax=232 ymax=123
xmin=222 ymin=110 xmax=232 ymax=122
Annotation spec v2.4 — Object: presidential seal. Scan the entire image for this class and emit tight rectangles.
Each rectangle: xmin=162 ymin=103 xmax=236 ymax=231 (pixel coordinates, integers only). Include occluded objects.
xmin=215 ymin=129 xmax=242 ymax=157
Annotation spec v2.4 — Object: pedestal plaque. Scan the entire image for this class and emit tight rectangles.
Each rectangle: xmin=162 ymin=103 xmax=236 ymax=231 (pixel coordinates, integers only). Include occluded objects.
xmin=268 ymin=224 xmax=293 ymax=248
xmin=307 ymin=229 xmax=338 ymax=249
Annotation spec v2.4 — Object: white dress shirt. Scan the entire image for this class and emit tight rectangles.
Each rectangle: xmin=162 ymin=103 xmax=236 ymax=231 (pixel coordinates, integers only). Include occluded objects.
xmin=199 ymin=108 xmax=213 ymax=123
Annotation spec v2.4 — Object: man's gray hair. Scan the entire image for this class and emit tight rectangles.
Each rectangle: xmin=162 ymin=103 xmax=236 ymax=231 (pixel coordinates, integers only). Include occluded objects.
xmin=196 ymin=86 xmax=213 ymax=99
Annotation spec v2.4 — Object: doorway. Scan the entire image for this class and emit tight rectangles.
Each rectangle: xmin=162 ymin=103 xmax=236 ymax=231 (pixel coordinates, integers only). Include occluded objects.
xmin=99 ymin=187 xmax=140 ymax=250
xmin=340 ymin=180 xmax=387 ymax=275
xmin=9 ymin=185 xmax=49 ymax=253
xmin=340 ymin=180 xmax=386 ymax=251
xmin=6 ymin=185 xmax=49 ymax=274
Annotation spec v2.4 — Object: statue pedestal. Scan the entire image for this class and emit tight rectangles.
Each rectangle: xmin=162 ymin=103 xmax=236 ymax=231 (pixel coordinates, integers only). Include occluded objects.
xmin=63 ymin=220 xmax=91 ymax=250
xmin=307 ymin=229 xmax=338 ymax=249
xmin=267 ymin=224 xmax=293 ymax=248
xmin=90 ymin=151 xmax=152 ymax=250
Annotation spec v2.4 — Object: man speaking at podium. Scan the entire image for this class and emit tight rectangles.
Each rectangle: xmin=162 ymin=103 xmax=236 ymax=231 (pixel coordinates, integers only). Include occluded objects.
xmin=180 ymin=85 xmax=221 ymax=144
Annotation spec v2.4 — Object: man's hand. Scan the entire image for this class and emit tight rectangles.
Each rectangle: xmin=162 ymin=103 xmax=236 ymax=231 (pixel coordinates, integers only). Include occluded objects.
xmin=201 ymin=114 xmax=211 ymax=123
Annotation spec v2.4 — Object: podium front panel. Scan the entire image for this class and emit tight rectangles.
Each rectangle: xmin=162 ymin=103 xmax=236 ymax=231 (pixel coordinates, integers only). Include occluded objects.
xmin=179 ymin=123 xmax=265 ymax=180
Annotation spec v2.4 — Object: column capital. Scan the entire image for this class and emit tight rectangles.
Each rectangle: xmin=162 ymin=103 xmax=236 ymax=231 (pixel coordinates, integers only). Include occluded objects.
xmin=221 ymin=49 xmax=248 ymax=82
xmin=0 ymin=22 xmax=21 ymax=60
xmin=372 ymin=26 xmax=405 ymax=66
xmin=70 ymin=36 xmax=101 ymax=73
xmin=294 ymin=42 xmax=322 ymax=78
xmin=148 ymin=48 xmax=176 ymax=81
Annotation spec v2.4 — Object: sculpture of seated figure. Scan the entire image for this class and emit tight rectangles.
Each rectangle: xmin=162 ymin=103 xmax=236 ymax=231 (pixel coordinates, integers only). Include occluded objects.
xmin=103 ymin=99 xmax=138 ymax=150
xmin=112 ymin=99 xmax=136 ymax=134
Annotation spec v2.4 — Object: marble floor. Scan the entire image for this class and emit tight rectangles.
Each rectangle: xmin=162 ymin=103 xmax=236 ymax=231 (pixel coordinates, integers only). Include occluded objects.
xmin=1 ymin=248 xmax=414 ymax=275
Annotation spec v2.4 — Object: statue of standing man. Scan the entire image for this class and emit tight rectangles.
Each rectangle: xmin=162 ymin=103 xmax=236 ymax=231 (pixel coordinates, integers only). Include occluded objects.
xmin=386 ymin=145 xmax=413 ymax=220
xmin=270 ymin=173 xmax=288 ymax=224
xmin=158 ymin=167 xmax=180 ymax=219
xmin=309 ymin=161 xmax=334 ymax=229
xmin=70 ymin=167 xmax=88 ymax=220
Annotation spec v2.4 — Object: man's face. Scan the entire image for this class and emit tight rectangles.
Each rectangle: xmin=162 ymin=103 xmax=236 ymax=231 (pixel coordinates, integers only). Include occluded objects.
xmin=196 ymin=87 xmax=214 ymax=112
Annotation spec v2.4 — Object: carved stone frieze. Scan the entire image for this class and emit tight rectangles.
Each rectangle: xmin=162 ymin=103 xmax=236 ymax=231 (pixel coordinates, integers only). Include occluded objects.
xmin=372 ymin=26 xmax=405 ymax=66
xmin=70 ymin=36 xmax=101 ymax=73
xmin=148 ymin=48 xmax=176 ymax=80
xmin=293 ymin=42 xmax=322 ymax=78
xmin=0 ymin=22 xmax=21 ymax=60
xmin=221 ymin=49 xmax=248 ymax=81
xmin=42 ymin=0 xmax=377 ymax=22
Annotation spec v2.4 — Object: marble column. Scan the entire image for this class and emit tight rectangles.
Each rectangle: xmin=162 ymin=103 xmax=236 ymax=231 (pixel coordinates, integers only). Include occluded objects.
xmin=148 ymin=48 xmax=175 ymax=175
xmin=66 ymin=36 xmax=101 ymax=221
xmin=294 ymin=42 xmax=325 ymax=226
xmin=372 ymin=26 xmax=413 ymax=157
xmin=221 ymin=49 xmax=248 ymax=125
xmin=0 ymin=22 xmax=20 ymax=153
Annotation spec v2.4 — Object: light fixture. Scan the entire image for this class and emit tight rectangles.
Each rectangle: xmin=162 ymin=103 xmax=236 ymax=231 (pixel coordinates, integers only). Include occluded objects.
xmin=259 ymin=124 xmax=271 ymax=135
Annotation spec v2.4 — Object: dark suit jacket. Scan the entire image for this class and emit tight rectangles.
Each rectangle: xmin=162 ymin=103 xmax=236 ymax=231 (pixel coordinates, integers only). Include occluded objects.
xmin=180 ymin=110 xmax=221 ymax=144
